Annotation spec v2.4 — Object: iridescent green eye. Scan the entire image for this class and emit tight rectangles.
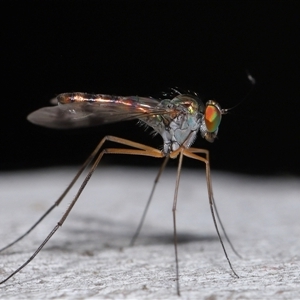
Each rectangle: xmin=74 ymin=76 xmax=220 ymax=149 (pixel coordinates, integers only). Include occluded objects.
xmin=205 ymin=103 xmax=222 ymax=132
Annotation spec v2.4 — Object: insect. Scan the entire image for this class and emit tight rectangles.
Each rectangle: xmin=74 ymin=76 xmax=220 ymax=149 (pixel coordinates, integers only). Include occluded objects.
xmin=0 ymin=90 xmax=240 ymax=296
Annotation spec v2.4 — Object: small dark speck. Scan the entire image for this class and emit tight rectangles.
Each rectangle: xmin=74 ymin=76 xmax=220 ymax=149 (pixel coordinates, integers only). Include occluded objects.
xmin=81 ymin=250 xmax=94 ymax=256
xmin=38 ymin=279 xmax=46 ymax=284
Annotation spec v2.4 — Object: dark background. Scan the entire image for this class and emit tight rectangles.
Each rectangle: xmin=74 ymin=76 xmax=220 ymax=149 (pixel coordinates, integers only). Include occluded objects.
xmin=1 ymin=1 xmax=299 ymax=175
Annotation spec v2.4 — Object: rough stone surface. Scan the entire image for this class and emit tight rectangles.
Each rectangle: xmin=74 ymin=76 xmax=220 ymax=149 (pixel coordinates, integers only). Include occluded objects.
xmin=0 ymin=167 xmax=299 ymax=299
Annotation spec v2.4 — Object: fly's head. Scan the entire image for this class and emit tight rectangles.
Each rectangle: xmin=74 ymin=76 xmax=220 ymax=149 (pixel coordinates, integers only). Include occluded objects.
xmin=163 ymin=94 xmax=226 ymax=145
xmin=200 ymin=100 xmax=226 ymax=143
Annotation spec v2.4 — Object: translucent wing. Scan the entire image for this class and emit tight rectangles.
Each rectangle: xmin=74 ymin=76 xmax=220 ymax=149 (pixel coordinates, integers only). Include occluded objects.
xmin=27 ymin=93 xmax=167 ymax=129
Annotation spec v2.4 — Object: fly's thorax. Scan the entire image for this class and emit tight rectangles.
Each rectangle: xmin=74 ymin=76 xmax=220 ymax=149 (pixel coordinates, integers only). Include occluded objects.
xmin=144 ymin=94 xmax=204 ymax=154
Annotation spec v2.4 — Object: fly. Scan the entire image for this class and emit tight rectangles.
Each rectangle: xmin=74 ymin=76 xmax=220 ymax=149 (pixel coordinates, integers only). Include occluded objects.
xmin=0 ymin=90 xmax=241 ymax=296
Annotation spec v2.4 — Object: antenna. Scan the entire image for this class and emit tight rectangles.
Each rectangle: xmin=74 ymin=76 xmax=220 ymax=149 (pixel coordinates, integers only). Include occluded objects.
xmin=223 ymin=70 xmax=256 ymax=114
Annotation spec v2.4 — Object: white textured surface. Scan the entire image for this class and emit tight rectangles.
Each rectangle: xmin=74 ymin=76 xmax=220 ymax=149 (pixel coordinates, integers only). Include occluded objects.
xmin=0 ymin=167 xmax=299 ymax=299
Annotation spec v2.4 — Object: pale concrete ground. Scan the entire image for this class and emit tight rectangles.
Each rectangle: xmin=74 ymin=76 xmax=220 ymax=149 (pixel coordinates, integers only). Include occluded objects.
xmin=0 ymin=167 xmax=299 ymax=299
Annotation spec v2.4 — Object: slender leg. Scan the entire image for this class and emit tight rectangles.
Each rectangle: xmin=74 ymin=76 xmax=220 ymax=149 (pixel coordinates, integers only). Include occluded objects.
xmin=182 ymin=149 xmax=239 ymax=278
xmin=0 ymin=136 xmax=164 ymax=285
xmin=188 ymin=148 xmax=242 ymax=258
xmin=129 ymin=155 xmax=170 ymax=247
xmin=0 ymin=139 xmax=108 ymax=253
xmin=172 ymin=151 xmax=184 ymax=297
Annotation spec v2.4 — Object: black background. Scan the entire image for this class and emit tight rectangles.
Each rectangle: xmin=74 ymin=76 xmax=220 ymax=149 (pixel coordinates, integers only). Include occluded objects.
xmin=1 ymin=1 xmax=299 ymax=175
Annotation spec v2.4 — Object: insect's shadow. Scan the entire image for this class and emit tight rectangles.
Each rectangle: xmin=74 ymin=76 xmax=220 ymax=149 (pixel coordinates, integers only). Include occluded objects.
xmin=44 ymin=214 xmax=218 ymax=253
xmin=1 ymin=214 xmax=219 ymax=287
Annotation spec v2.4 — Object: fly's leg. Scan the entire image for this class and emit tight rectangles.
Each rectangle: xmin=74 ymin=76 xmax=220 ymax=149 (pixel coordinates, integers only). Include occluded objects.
xmin=0 ymin=135 xmax=164 ymax=285
xmin=129 ymin=155 xmax=170 ymax=246
xmin=171 ymin=151 xmax=185 ymax=296
xmin=183 ymin=148 xmax=239 ymax=278
xmin=188 ymin=147 xmax=242 ymax=258
xmin=0 ymin=137 xmax=109 ymax=253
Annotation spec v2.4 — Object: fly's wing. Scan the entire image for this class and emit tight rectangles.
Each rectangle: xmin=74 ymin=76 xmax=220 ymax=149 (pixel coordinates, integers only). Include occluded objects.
xmin=27 ymin=93 xmax=167 ymax=129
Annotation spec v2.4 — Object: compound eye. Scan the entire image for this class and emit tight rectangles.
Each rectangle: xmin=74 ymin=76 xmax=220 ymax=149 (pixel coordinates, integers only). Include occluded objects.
xmin=205 ymin=103 xmax=222 ymax=132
